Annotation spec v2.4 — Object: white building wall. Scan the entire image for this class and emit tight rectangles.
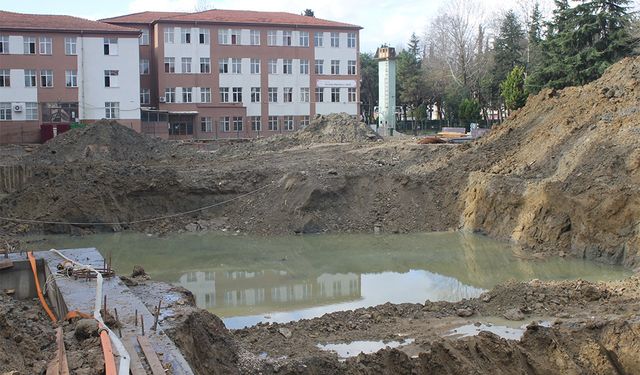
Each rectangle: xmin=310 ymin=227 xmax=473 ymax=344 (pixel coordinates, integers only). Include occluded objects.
xmin=8 ymin=36 xmax=23 ymax=54
xmin=267 ymin=60 xmax=311 ymax=116
xmin=77 ymin=36 xmax=140 ymax=120
xmin=0 ymin=69 xmax=38 ymax=104
xmin=314 ymin=32 xmax=357 ymax=76
xmin=164 ymin=27 xmax=211 ymax=73
xmin=378 ymin=59 xmax=396 ymax=129
xmin=219 ymin=58 xmax=262 ymax=115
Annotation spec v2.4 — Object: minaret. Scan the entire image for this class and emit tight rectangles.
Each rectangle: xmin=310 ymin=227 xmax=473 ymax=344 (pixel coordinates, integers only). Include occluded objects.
xmin=376 ymin=46 xmax=397 ymax=136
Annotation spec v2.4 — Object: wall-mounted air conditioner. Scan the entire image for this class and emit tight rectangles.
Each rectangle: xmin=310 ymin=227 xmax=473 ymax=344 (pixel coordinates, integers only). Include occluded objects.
xmin=13 ymin=104 xmax=23 ymax=112
xmin=159 ymin=97 xmax=166 ymax=103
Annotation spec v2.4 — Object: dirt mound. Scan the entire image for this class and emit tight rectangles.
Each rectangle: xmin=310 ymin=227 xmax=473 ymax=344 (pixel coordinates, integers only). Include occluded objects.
xmin=257 ymin=113 xmax=381 ymax=150
xmin=31 ymin=120 xmax=187 ymax=165
xmin=458 ymin=56 xmax=640 ymax=267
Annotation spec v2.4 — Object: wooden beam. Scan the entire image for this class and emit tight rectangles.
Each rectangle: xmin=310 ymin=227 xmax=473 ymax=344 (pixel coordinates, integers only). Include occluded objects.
xmin=0 ymin=259 xmax=13 ymax=270
xmin=46 ymin=327 xmax=70 ymax=375
xmin=137 ymin=335 xmax=165 ymax=375
xmin=123 ymin=338 xmax=147 ymax=375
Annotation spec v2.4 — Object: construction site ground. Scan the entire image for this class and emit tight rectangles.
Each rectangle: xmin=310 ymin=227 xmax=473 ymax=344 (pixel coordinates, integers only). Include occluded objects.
xmin=2 ymin=57 xmax=640 ymax=373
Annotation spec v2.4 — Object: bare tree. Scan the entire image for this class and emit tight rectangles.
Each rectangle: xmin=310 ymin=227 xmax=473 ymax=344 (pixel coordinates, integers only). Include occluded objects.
xmin=194 ymin=0 xmax=214 ymax=12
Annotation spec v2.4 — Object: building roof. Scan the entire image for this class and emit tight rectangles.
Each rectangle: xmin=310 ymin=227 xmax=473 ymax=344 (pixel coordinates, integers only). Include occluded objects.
xmin=0 ymin=11 xmax=140 ymax=34
xmin=102 ymin=9 xmax=362 ymax=29
xmin=100 ymin=11 xmax=188 ymax=24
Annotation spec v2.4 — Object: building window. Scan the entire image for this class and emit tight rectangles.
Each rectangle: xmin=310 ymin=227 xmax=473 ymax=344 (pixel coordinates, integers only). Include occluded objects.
xmin=300 ymin=59 xmax=309 ymax=75
xmin=65 ymin=70 xmax=77 ymax=87
xmin=314 ymin=32 xmax=324 ymax=47
xmin=103 ymin=38 xmax=118 ymax=55
xmin=315 ymin=59 xmax=324 ymax=75
xmin=301 ymin=115 xmax=310 ymax=127
xmin=164 ymin=57 xmax=175 ymax=73
xmin=140 ymin=89 xmax=150 ymax=105
xmin=331 ymin=60 xmax=340 ymax=75
xmin=39 ymin=37 xmax=52 ymax=55
xmin=348 ymin=87 xmax=357 ymax=102
xmin=330 ymin=32 xmax=340 ymax=47
xmin=104 ymin=70 xmax=119 ymax=87
xmin=268 ymin=116 xmax=278 ymax=131
xmin=200 ymin=58 xmax=211 ymax=73
xmin=24 ymin=69 xmax=36 ymax=87
xmin=220 ymin=87 xmax=229 ymax=103
xmin=251 ymin=116 xmax=261 ymax=131
xmin=25 ymin=102 xmax=38 ymax=120
xmin=233 ymin=116 xmax=243 ymax=131
xmin=348 ymin=60 xmax=357 ymax=75
xmin=40 ymin=70 xmax=53 ymax=87
xmin=268 ymin=87 xmax=277 ymax=103
xmin=164 ymin=27 xmax=174 ymax=43
xmin=299 ymin=31 xmax=309 ymax=47
xmin=232 ymin=87 xmax=243 ymax=102
xmin=331 ymin=88 xmax=340 ymax=102
xmin=200 ymin=87 xmax=211 ymax=103
xmin=250 ymin=30 xmax=260 ymax=45
xmin=169 ymin=122 xmax=193 ymax=135
xmin=282 ymin=31 xmax=292 ymax=46
xmin=181 ymin=28 xmax=192 ymax=44
xmin=348 ymin=32 xmax=356 ymax=48
xmin=165 ymin=88 xmax=176 ymax=103
xmin=218 ymin=29 xmax=229 ymax=45
xmin=64 ymin=37 xmax=77 ymax=55
xmin=284 ymin=116 xmax=294 ymax=131
xmin=0 ymin=103 xmax=11 ymax=120
xmin=182 ymin=87 xmax=193 ymax=103
xmin=231 ymin=58 xmax=241 ymax=74
xmin=300 ymin=87 xmax=310 ymax=102
xmin=24 ymin=37 xmax=36 ymax=54
xmin=140 ymin=59 xmax=150 ymax=75
xmin=201 ymin=117 xmax=212 ymax=132
xmin=283 ymin=59 xmax=292 ymax=74
xmin=220 ymin=116 xmax=230 ymax=132
xmin=181 ymin=57 xmax=192 ymax=73
xmin=251 ymin=87 xmax=260 ymax=103
xmin=0 ymin=36 xmax=8 ymax=54
xmin=105 ymin=102 xmax=119 ymax=119
xmin=0 ymin=70 xmax=9 ymax=87
xmin=199 ymin=28 xmax=210 ymax=44
xmin=250 ymin=58 xmax=260 ymax=74
xmin=139 ymin=28 xmax=149 ymax=45
xmin=283 ymin=87 xmax=293 ymax=103
xmin=219 ymin=58 xmax=229 ymax=73
xmin=268 ymin=59 xmax=277 ymax=74
xmin=267 ymin=30 xmax=277 ymax=46
xmin=315 ymin=87 xmax=324 ymax=102
xmin=230 ymin=29 xmax=241 ymax=45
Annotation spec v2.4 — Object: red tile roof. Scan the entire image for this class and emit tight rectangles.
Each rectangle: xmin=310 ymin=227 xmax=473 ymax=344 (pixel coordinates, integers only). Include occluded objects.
xmin=102 ymin=9 xmax=361 ymax=29
xmin=0 ymin=11 xmax=139 ymax=34
xmin=100 ymin=11 xmax=188 ymax=24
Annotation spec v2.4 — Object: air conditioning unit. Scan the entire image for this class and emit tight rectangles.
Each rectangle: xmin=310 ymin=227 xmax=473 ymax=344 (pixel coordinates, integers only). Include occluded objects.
xmin=159 ymin=97 xmax=166 ymax=103
xmin=13 ymin=104 xmax=23 ymax=112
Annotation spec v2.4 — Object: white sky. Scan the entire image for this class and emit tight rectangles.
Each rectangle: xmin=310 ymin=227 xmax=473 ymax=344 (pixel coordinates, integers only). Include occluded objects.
xmin=2 ymin=0 xmax=638 ymax=52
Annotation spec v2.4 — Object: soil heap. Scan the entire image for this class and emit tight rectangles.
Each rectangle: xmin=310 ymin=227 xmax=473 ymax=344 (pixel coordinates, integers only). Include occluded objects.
xmin=30 ymin=120 xmax=189 ymax=165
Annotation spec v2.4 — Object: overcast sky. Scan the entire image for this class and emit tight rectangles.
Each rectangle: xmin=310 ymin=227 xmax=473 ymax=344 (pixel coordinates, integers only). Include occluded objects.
xmin=3 ymin=0 xmax=637 ymax=52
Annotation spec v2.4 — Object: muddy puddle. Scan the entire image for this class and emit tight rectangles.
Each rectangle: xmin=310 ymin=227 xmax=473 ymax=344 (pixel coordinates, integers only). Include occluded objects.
xmin=32 ymin=231 xmax=631 ymax=328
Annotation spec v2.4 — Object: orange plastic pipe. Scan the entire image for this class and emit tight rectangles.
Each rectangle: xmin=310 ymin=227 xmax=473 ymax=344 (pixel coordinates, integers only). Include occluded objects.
xmin=27 ymin=251 xmax=57 ymax=323
xmin=99 ymin=324 xmax=117 ymax=375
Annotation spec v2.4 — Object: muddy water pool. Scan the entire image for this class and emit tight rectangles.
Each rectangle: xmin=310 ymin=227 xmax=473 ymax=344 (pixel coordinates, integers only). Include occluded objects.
xmin=33 ymin=231 xmax=631 ymax=328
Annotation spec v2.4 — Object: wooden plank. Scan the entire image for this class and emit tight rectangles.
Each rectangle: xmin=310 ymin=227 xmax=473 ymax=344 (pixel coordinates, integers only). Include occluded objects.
xmin=137 ymin=335 xmax=166 ymax=375
xmin=0 ymin=259 xmax=13 ymax=270
xmin=123 ymin=338 xmax=148 ymax=375
xmin=46 ymin=327 xmax=69 ymax=375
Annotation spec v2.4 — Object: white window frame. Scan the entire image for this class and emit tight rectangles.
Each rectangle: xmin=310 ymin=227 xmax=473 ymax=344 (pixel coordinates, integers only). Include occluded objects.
xmin=140 ymin=28 xmax=150 ymax=45
xmin=231 ymin=58 xmax=242 ymax=74
xmin=315 ymin=60 xmax=324 ymax=75
xmin=348 ymin=32 xmax=357 ymax=48
xmin=105 ymin=102 xmax=120 ymax=119
xmin=220 ymin=87 xmax=230 ymax=103
xmin=199 ymin=28 xmax=210 ymax=44
xmin=251 ymin=87 xmax=260 ymax=103
xmin=24 ymin=37 xmax=36 ymax=54
xmin=165 ymin=88 xmax=176 ymax=103
xmin=268 ymin=87 xmax=277 ymax=103
xmin=201 ymin=116 xmax=213 ymax=132
xmin=250 ymin=30 xmax=260 ymax=45
xmin=284 ymin=116 xmax=294 ymax=131
xmin=39 ymin=37 xmax=52 ymax=55
xmin=164 ymin=27 xmax=175 ymax=44
xmin=65 ymin=70 xmax=77 ymax=87
xmin=330 ymin=32 xmax=340 ymax=47
xmin=331 ymin=88 xmax=341 ymax=102
xmin=0 ymin=36 xmax=8 ymax=54
xmin=181 ymin=57 xmax=192 ymax=73
xmin=282 ymin=31 xmax=292 ymax=46
xmin=250 ymin=58 xmax=260 ymax=74
xmin=140 ymin=59 xmax=150 ymax=75
xmin=218 ymin=29 xmax=229 ymax=45
xmin=40 ymin=70 xmax=53 ymax=87
xmin=200 ymin=58 xmax=211 ymax=73
xmin=315 ymin=87 xmax=324 ymax=102
xmin=348 ymin=87 xmax=357 ymax=102
xmin=232 ymin=87 xmax=242 ymax=102
xmin=165 ymin=57 xmax=175 ymax=73
xmin=200 ymin=87 xmax=211 ymax=103
xmin=103 ymin=38 xmax=118 ymax=55
xmin=331 ymin=60 xmax=340 ymax=75
xmin=283 ymin=59 xmax=292 ymax=74
xmin=300 ymin=87 xmax=310 ymax=103
xmin=268 ymin=116 xmax=278 ymax=131
xmin=230 ymin=29 xmax=241 ymax=45
xmin=220 ymin=116 xmax=230 ymax=132
xmin=232 ymin=116 xmax=243 ymax=131
xmin=25 ymin=102 xmax=38 ymax=120
xmin=251 ymin=116 xmax=261 ymax=131
xmin=283 ymin=87 xmax=293 ymax=103
xmin=300 ymin=59 xmax=309 ymax=75
xmin=0 ymin=103 xmax=12 ymax=120
xmin=268 ymin=59 xmax=277 ymax=74
xmin=267 ymin=30 xmax=277 ymax=46
xmin=24 ymin=69 xmax=36 ymax=87
xmin=64 ymin=37 xmax=77 ymax=55
xmin=348 ymin=60 xmax=357 ymax=75
xmin=314 ymin=32 xmax=324 ymax=47
xmin=301 ymin=116 xmax=310 ymax=127
xmin=299 ymin=31 xmax=309 ymax=47
xmin=182 ymin=87 xmax=193 ymax=103
xmin=0 ymin=70 xmax=9 ymax=87
xmin=181 ymin=28 xmax=192 ymax=44
xmin=219 ymin=58 xmax=229 ymax=73
xmin=140 ymin=88 xmax=151 ymax=105
xmin=104 ymin=70 xmax=119 ymax=87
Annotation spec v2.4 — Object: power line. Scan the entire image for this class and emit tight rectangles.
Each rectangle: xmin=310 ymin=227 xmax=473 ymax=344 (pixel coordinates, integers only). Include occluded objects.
xmin=0 ymin=181 xmax=273 ymax=226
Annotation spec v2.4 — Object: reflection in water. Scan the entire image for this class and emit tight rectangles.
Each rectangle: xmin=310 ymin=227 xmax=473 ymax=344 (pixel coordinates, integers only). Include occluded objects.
xmin=35 ymin=231 xmax=631 ymax=328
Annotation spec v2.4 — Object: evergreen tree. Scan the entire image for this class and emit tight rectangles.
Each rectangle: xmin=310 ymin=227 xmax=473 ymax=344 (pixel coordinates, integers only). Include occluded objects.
xmin=407 ymin=33 xmax=422 ymax=60
xmin=501 ymin=66 xmax=528 ymax=112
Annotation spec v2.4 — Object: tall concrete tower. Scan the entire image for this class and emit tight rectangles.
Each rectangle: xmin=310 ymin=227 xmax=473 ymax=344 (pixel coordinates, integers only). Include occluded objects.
xmin=377 ymin=47 xmax=397 ymax=136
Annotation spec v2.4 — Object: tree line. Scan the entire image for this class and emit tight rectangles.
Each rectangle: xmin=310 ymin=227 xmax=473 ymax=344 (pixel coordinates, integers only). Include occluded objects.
xmin=360 ymin=0 xmax=637 ymax=127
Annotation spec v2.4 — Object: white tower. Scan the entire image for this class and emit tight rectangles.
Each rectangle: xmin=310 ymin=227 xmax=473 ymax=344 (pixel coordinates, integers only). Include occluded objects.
xmin=377 ymin=47 xmax=397 ymax=136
